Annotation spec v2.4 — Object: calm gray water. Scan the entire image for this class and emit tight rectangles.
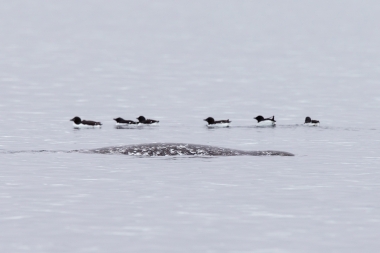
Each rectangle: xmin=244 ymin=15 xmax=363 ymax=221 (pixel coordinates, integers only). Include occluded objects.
xmin=1 ymin=1 xmax=380 ymax=252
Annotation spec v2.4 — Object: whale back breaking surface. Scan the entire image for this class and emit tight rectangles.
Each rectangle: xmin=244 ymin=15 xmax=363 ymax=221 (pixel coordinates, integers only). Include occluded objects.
xmin=82 ymin=143 xmax=294 ymax=156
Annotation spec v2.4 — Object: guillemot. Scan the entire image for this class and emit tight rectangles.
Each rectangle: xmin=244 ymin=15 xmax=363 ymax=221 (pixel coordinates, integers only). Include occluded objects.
xmin=204 ymin=117 xmax=231 ymax=127
xmin=304 ymin=117 xmax=320 ymax=126
xmin=254 ymin=115 xmax=276 ymax=126
xmin=113 ymin=117 xmax=139 ymax=126
xmin=70 ymin=116 xmax=102 ymax=128
xmin=137 ymin=116 xmax=159 ymax=125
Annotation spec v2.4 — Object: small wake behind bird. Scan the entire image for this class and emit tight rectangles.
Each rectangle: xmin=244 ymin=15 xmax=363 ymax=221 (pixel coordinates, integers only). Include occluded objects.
xmin=2 ymin=143 xmax=294 ymax=157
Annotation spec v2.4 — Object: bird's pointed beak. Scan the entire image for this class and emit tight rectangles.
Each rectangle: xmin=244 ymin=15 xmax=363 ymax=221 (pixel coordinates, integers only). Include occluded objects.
xmin=70 ymin=119 xmax=73 ymax=121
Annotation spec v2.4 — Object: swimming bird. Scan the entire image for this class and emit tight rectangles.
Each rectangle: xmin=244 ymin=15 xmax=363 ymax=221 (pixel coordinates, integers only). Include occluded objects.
xmin=304 ymin=117 xmax=320 ymax=126
xmin=136 ymin=116 xmax=159 ymax=125
xmin=204 ymin=117 xmax=231 ymax=127
xmin=113 ymin=117 xmax=139 ymax=126
xmin=70 ymin=116 xmax=102 ymax=128
xmin=254 ymin=115 xmax=276 ymax=126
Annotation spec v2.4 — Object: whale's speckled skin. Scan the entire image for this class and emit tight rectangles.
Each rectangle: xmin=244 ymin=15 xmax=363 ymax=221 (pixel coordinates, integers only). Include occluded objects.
xmin=81 ymin=143 xmax=294 ymax=156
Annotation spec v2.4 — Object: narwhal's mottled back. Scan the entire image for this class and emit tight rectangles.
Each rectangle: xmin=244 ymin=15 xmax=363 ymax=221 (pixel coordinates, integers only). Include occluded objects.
xmin=81 ymin=143 xmax=294 ymax=156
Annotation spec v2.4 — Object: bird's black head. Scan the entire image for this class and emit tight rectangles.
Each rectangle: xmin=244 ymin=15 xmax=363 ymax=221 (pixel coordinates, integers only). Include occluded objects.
xmin=70 ymin=116 xmax=81 ymax=124
xmin=254 ymin=115 xmax=264 ymax=123
xmin=137 ymin=116 xmax=146 ymax=122
xmin=305 ymin=117 xmax=312 ymax=123
xmin=305 ymin=117 xmax=311 ymax=124
xmin=204 ymin=117 xmax=215 ymax=124
xmin=114 ymin=117 xmax=123 ymax=122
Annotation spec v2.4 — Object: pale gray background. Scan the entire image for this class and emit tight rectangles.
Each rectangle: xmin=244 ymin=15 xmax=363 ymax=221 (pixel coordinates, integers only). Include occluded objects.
xmin=1 ymin=1 xmax=380 ymax=252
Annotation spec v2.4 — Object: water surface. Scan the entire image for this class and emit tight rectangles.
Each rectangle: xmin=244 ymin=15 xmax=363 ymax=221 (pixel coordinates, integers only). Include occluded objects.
xmin=1 ymin=1 xmax=380 ymax=252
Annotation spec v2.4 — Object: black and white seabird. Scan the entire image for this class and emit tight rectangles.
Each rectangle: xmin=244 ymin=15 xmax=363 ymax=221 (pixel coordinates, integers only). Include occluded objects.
xmin=136 ymin=116 xmax=159 ymax=125
xmin=304 ymin=117 xmax=320 ymax=126
xmin=254 ymin=115 xmax=276 ymax=126
xmin=70 ymin=116 xmax=102 ymax=128
xmin=204 ymin=117 xmax=231 ymax=127
xmin=114 ymin=117 xmax=139 ymax=126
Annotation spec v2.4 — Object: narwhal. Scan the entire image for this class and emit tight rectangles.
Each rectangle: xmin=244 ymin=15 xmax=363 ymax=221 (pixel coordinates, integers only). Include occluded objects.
xmin=81 ymin=143 xmax=294 ymax=156
xmin=3 ymin=143 xmax=294 ymax=157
